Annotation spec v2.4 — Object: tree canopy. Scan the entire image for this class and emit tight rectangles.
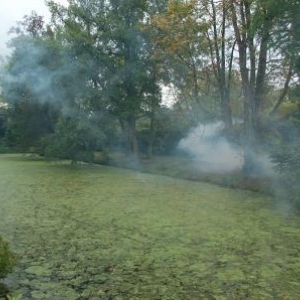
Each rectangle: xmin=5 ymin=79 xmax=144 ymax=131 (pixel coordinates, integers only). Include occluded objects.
xmin=0 ymin=0 xmax=299 ymax=173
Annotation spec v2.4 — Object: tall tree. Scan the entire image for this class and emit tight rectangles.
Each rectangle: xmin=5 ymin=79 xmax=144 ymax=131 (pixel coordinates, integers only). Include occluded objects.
xmin=2 ymin=13 xmax=60 ymax=150
xmin=152 ymin=0 xmax=239 ymax=128
xmin=227 ymin=0 xmax=278 ymax=172
xmin=48 ymin=0 xmax=162 ymax=156
xmin=2 ymin=11 xmax=91 ymax=151
xmin=152 ymin=1 xmax=215 ymax=121
xmin=268 ymin=0 xmax=300 ymax=116
xmin=202 ymin=0 xmax=235 ymax=129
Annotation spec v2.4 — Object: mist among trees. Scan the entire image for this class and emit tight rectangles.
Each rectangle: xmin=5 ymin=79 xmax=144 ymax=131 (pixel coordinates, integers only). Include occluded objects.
xmin=1 ymin=0 xmax=300 ymax=206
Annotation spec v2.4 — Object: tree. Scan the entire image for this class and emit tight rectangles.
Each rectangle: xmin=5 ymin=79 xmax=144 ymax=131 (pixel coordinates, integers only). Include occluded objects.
xmin=2 ymin=11 xmax=95 ymax=153
xmin=48 ymin=0 xmax=163 ymax=157
xmin=152 ymin=1 xmax=214 ymax=121
xmin=267 ymin=0 xmax=300 ymax=116
xmin=201 ymin=0 xmax=236 ymax=130
xmin=269 ymin=0 xmax=300 ymax=209
xmin=152 ymin=0 xmax=299 ymax=173
xmin=224 ymin=0 xmax=288 ymax=173
xmin=2 ymin=14 xmax=60 ymax=150
xmin=152 ymin=0 xmax=238 ymax=129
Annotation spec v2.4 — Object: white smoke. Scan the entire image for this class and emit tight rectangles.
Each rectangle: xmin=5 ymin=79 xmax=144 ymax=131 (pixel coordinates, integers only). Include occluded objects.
xmin=178 ymin=122 xmax=243 ymax=173
xmin=178 ymin=121 xmax=277 ymax=176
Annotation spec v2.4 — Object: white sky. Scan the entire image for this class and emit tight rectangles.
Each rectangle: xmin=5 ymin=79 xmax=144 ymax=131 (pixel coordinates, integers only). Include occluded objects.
xmin=0 ymin=1 xmax=175 ymax=106
xmin=0 ymin=0 xmax=67 ymax=58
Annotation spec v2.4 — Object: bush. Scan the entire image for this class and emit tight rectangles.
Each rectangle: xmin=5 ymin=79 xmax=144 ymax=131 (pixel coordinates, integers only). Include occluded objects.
xmin=138 ymin=107 xmax=194 ymax=155
xmin=41 ymin=116 xmax=106 ymax=164
xmin=271 ymin=145 xmax=300 ymax=208
xmin=93 ymin=151 xmax=109 ymax=164
xmin=0 ymin=145 xmax=10 ymax=154
xmin=0 ymin=235 xmax=16 ymax=280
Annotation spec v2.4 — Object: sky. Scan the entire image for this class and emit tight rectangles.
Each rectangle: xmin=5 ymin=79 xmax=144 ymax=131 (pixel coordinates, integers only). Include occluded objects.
xmin=0 ymin=0 xmax=67 ymax=58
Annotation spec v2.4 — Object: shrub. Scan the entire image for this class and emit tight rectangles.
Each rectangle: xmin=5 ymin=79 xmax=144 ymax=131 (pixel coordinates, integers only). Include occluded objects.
xmin=42 ymin=116 xmax=106 ymax=164
xmin=0 ymin=236 xmax=16 ymax=280
xmin=93 ymin=151 xmax=109 ymax=164
xmin=271 ymin=145 xmax=300 ymax=209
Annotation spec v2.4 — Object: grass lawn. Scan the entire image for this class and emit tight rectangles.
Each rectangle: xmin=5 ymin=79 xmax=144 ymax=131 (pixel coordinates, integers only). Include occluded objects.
xmin=1 ymin=154 xmax=300 ymax=299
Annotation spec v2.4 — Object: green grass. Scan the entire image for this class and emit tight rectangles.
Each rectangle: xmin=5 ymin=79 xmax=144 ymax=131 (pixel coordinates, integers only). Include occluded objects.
xmin=0 ymin=154 xmax=300 ymax=299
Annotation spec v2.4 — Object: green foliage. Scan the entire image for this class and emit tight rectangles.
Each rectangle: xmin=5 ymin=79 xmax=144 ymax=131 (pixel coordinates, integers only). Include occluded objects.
xmin=42 ymin=116 xmax=105 ymax=163
xmin=47 ymin=0 xmax=163 ymax=155
xmin=5 ymin=102 xmax=57 ymax=152
xmin=266 ymin=0 xmax=300 ymax=72
xmin=93 ymin=151 xmax=109 ymax=164
xmin=0 ymin=145 xmax=11 ymax=154
xmin=0 ymin=236 xmax=16 ymax=280
xmin=1 ymin=31 xmax=66 ymax=151
xmin=271 ymin=112 xmax=300 ymax=208
xmin=154 ymin=107 xmax=195 ymax=154
xmin=1 ymin=13 xmax=91 ymax=153
xmin=272 ymin=144 xmax=300 ymax=208
xmin=0 ymin=107 xmax=6 ymax=140
xmin=137 ymin=106 xmax=194 ymax=155
xmin=2 ymin=0 xmax=300 ymax=165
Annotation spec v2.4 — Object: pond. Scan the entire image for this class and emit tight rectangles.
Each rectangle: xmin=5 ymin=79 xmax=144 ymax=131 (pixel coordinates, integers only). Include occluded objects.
xmin=0 ymin=155 xmax=300 ymax=299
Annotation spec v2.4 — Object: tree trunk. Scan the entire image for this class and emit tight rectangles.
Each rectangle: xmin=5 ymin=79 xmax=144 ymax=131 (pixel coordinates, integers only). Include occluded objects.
xmin=119 ymin=118 xmax=130 ymax=155
xmin=230 ymin=1 xmax=256 ymax=173
xmin=147 ymin=104 xmax=155 ymax=159
xmin=210 ymin=0 xmax=232 ymax=130
xmin=119 ymin=117 xmax=138 ymax=156
xmin=254 ymin=8 xmax=271 ymax=128
xmin=127 ymin=115 xmax=138 ymax=157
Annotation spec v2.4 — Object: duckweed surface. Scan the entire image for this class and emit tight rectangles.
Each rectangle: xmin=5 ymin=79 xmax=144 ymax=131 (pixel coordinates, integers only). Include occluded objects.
xmin=1 ymin=155 xmax=300 ymax=299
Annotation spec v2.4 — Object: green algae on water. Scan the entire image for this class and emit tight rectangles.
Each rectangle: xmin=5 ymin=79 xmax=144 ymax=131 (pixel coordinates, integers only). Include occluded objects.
xmin=0 ymin=154 xmax=300 ymax=299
